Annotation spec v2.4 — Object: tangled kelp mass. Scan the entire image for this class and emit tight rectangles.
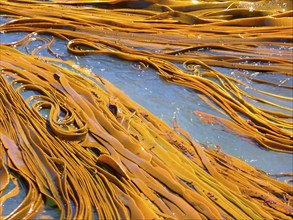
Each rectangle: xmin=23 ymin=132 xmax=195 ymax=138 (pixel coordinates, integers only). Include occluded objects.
xmin=1 ymin=0 xmax=292 ymax=153
xmin=0 ymin=0 xmax=293 ymax=219
xmin=1 ymin=45 xmax=293 ymax=220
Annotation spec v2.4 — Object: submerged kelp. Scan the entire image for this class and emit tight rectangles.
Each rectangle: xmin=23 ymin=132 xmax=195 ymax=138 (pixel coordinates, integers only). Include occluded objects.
xmin=0 ymin=0 xmax=293 ymax=219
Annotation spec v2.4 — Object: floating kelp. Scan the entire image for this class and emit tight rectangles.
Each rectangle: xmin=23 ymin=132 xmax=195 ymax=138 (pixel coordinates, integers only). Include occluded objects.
xmin=0 ymin=0 xmax=292 ymax=219
xmin=1 ymin=44 xmax=292 ymax=219
xmin=0 ymin=0 xmax=292 ymax=153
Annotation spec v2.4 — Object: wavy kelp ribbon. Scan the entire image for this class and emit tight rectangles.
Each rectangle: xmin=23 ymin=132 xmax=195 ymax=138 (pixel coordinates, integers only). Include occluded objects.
xmin=0 ymin=0 xmax=292 ymax=153
xmin=0 ymin=44 xmax=292 ymax=219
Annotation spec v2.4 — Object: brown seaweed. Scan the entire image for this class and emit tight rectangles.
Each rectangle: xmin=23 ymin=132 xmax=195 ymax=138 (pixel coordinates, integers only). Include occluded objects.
xmin=0 ymin=0 xmax=293 ymax=219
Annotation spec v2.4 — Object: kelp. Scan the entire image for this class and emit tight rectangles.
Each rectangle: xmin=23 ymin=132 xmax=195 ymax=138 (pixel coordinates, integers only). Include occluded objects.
xmin=0 ymin=0 xmax=292 ymax=219
xmin=0 ymin=0 xmax=292 ymax=153
xmin=1 ymin=44 xmax=292 ymax=219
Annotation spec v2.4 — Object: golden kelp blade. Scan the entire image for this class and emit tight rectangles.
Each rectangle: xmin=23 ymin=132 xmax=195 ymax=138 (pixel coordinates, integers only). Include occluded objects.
xmin=0 ymin=45 xmax=292 ymax=219
xmin=0 ymin=0 xmax=292 ymax=152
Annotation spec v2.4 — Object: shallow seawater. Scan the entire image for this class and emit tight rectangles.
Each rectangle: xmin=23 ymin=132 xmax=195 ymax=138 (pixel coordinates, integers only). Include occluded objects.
xmin=77 ymin=54 xmax=293 ymax=176
xmin=1 ymin=31 xmax=292 ymax=176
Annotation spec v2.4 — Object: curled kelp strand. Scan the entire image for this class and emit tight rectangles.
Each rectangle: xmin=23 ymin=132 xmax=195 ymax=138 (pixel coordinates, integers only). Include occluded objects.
xmin=97 ymin=154 xmax=129 ymax=179
xmin=131 ymin=61 xmax=149 ymax=71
